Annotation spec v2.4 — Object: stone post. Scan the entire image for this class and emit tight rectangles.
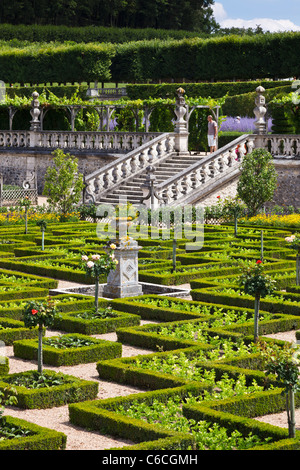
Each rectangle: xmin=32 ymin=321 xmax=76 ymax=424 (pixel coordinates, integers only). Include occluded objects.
xmin=140 ymin=165 xmax=163 ymax=209
xmin=103 ymin=236 xmax=143 ymax=298
xmin=254 ymin=86 xmax=267 ymax=144
xmin=174 ymin=87 xmax=189 ymax=153
xmin=29 ymin=91 xmax=41 ymax=147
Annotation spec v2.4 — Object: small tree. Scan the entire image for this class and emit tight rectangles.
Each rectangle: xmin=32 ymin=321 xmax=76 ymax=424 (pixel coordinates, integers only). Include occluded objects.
xmin=218 ymin=196 xmax=246 ymax=237
xmin=19 ymin=196 xmax=31 ymax=234
xmin=239 ymin=260 xmax=276 ymax=342
xmin=23 ymin=297 xmax=59 ymax=374
xmin=259 ymin=341 xmax=300 ymax=438
xmin=43 ymin=149 xmax=84 ymax=221
xmin=81 ymin=246 xmax=118 ymax=312
xmin=36 ymin=219 xmax=47 ymax=251
xmin=237 ymin=148 xmax=277 ymax=216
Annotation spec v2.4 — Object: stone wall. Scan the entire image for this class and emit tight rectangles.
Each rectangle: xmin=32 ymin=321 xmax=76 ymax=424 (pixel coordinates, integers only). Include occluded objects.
xmin=0 ymin=149 xmax=118 ymax=194
xmin=196 ymin=159 xmax=300 ymax=210
xmin=272 ymin=160 xmax=300 ymax=209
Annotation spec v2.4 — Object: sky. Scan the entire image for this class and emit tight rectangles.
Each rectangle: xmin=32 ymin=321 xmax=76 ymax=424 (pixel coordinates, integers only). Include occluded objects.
xmin=212 ymin=0 xmax=300 ymax=32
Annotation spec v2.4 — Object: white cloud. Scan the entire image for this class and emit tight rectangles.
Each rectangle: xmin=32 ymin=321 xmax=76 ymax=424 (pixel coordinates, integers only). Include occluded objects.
xmin=212 ymin=2 xmax=300 ymax=32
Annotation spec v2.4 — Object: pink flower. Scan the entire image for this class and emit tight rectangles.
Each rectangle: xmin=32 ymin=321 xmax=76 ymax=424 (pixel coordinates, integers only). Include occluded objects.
xmin=86 ymin=261 xmax=94 ymax=268
xmin=81 ymin=255 xmax=88 ymax=261
xmin=91 ymin=254 xmax=100 ymax=260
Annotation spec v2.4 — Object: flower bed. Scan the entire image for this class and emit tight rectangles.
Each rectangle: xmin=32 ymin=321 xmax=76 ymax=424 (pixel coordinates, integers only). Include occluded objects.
xmin=13 ymin=333 xmax=122 ymax=366
xmin=0 ymin=369 xmax=98 ymax=409
xmin=53 ymin=307 xmax=140 ymax=335
xmin=69 ymin=382 xmax=299 ymax=450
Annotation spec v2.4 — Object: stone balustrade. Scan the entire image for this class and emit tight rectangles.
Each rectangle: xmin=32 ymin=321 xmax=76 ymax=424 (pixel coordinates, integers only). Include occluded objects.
xmin=155 ymin=134 xmax=256 ymax=206
xmin=84 ymin=132 xmax=176 ymax=203
xmin=0 ymin=131 xmax=30 ymax=148
xmin=260 ymin=134 xmax=300 ymax=158
xmin=0 ymin=130 xmax=161 ymax=152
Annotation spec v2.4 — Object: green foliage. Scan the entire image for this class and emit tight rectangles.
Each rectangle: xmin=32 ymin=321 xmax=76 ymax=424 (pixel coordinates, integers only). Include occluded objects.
xmin=43 ymin=149 xmax=84 ymax=220
xmin=239 ymin=260 xmax=276 ymax=298
xmin=22 ymin=297 xmax=58 ymax=329
xmin=259 ymin=341 xmax=300 ymax=393
xmin=237 ymin=148 xmax=278 ymax=216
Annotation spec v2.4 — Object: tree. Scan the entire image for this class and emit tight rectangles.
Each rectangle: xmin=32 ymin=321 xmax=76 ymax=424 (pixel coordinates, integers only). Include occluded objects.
xmin=259 ymin=341 xmax=300 ymax=438
xmin=23 ymin=297 xmax=59 ymax=374
xmin=237 ymin=148 xmax=277 ymax=216
xmin=43 ymin=149 xmax=84 ymax=221
xmin=239 ymin=260 xmax=276 ymax=342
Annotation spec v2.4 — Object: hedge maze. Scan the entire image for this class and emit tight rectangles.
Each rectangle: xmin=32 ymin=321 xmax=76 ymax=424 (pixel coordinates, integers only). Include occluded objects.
xmin=1 ymin=220 xmax=300 ymax=449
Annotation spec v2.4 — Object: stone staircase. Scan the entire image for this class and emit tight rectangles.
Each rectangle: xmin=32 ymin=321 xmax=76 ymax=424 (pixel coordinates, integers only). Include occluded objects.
xmin=84 ymin=132 xmax=300 ymax=208
xmin=97 ymin=152 xmax=204 ymax=205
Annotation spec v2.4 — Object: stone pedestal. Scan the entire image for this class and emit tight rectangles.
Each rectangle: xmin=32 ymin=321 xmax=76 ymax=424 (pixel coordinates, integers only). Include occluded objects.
xmin=174 ymin=87 xmax=189 ymax=153
xmin=103 ymin=237 xmax=143 ymax=298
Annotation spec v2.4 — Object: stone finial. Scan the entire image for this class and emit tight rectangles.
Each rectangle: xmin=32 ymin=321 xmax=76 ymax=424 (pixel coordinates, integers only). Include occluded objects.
xmin=30 ymin=91 xmax=41 ymax=131
xmin=253 ymin=86 xmax=267 ymax=135
xmin=174 ymin=87 xmax=189 ymax=153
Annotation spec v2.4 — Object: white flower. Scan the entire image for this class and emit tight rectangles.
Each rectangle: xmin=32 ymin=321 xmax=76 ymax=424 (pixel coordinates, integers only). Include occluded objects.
xmin=81 ymin=255 xmax=89 ymax=261
xmin=91 ymin=254 xmax=100 ymax=260
xmin=110 ymin=243 xmax=116 ymax=250
xmin=86 ymin=261 xmax=94 ymax=268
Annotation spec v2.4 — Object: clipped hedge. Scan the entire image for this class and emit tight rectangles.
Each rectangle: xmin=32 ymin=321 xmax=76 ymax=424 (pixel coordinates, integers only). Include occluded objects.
xmin=126 ymin=80 xmax=291 ymax=100
xmin=0 ymin=415 xmax=66 ymax=450
xmin=0 ymin=258 xmax=96 ymax=284
xmin=0 ymin=317 xmax=40 ymax=345
xmin=115 ymin=313 xmax=300 ymax=352
xmin=0 ymin=356 xmax=9 ymax=375
xmin=96 ymin=345 xmax=270 ymax=391
xmin=0 ymin=42 xmax=115 ymax=84
xmin=13 ymin=334 xmax=122 ymax=367
xmin=69 ymin=381 xmax=296 ymax=450
xmin=69 ymin=384 xmax=205 ymax=449
xmin=53 ymin=309 xmax=141 ymax=335
xmin=0 ymin=369 xmax=98 ymax=409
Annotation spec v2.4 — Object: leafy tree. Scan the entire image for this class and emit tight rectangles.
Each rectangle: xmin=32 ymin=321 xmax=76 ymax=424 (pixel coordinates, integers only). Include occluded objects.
xmin=259 ymin=341 xmax=300 ymax=438
xmin=23 ymin=297 xmax=59 ymax=374
xmin=0 ymin=0 xmax=218 ymax=32
xmin=239 ymin=260 xmax=276 ymax=342
xmin=43 ymin=149 xmax=84 ymax=221
xmin=237 ymin=148 xmax=277 ymax=216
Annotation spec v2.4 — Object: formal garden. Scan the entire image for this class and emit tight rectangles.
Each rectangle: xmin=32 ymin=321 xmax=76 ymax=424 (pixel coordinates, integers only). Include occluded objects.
xmin=0 ymin=188 xmax=299 ymax=450
xmin=0 ymin=6 xmax=300 ymax=452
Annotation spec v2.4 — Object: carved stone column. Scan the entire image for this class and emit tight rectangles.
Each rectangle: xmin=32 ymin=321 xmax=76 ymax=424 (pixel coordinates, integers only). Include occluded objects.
xmin=29 ymin=91 xmax=41 ymax=148
xmin=254 ymin=86 xmax=267 ymax=136
xmin=174 ymin=87 xmax=189 ymax=153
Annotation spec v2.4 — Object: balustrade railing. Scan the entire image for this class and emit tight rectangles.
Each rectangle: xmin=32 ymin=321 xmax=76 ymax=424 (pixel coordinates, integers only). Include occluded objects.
xmin=0 ymin=130 xmax=162 ymax=152
xmin=84 ymin=132 xmax=176 ymax=203
xmin=261 ymin=134 xmax=300 ymax=158
xmin=0 ymin=131 xmax=30 ymax=148
xmin=155 ymin=134 xmax=255 ymax=206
